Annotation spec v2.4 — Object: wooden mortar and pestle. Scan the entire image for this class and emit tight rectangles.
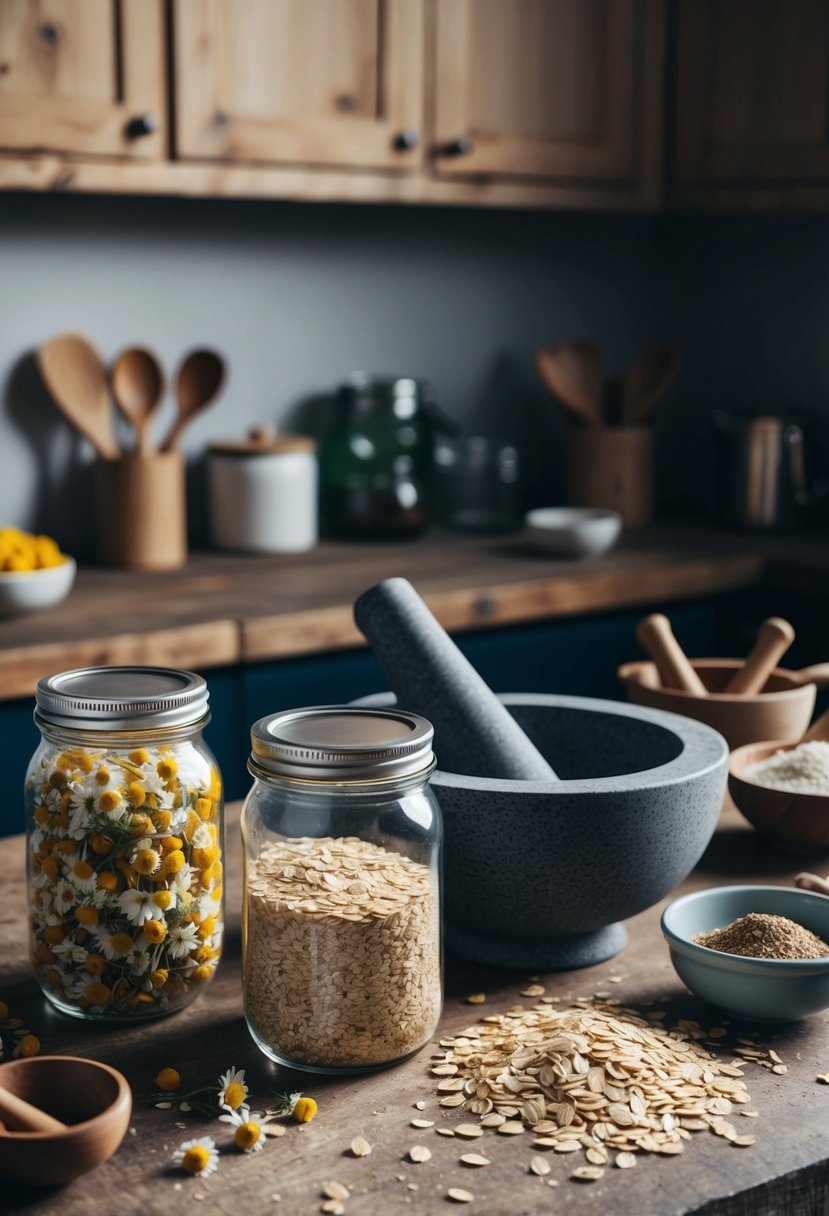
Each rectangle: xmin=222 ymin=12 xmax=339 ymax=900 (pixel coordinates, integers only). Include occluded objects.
xmin=728 ymin=705 xmax=829 ymax=855
xmin=619 ymin=614 xmax=829 ymax=749
xmin=0 ymin=1055 xmax=132 ymax=1185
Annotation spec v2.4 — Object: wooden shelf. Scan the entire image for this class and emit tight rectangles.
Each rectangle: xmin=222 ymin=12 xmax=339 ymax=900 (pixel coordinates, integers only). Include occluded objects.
xmin=0 ymin=524 xmax=807 ymax=702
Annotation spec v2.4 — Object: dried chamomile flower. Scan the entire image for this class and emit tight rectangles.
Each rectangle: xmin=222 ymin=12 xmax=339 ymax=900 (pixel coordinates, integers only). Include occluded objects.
xmin=173 ymin=1136 xmax=220 ymax=1177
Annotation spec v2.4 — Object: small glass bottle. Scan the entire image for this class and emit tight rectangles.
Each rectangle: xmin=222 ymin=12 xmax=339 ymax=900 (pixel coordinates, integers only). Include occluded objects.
xmin=26 ymin=666 xmax=224 ymax=1021
xmin=241 ymin=705 xmax=443 ymax=1074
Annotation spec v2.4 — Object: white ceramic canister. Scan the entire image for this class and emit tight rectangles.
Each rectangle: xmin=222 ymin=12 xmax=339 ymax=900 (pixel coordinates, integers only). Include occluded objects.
xmin=208 ymin=428 xmax=318 ymax=553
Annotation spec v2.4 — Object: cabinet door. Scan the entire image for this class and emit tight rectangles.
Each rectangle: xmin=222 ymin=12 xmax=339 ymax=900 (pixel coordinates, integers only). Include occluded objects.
xmin=433 ymin=0 xmax=663 ymax=186
xmin=173 ymin=0 xmax=424 ymax=171
xmin=0 ymin=0 xmax=165 ymax=159
xmin=675 ymin=0 xmax=829 ymax=186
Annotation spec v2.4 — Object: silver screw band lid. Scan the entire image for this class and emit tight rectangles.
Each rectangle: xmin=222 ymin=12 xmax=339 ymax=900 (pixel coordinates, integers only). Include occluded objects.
xmin=250 ymin=706 xmax=434 ymax=780
xmin=36 ymin=666 xmax=210 ymax=730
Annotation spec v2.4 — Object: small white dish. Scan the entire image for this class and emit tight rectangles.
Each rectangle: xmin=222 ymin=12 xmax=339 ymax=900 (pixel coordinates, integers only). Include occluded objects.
xmin=524 ymin=507 xmax=622 ymax=558
xmin=0 ymin=557 xmax=76 ymax=617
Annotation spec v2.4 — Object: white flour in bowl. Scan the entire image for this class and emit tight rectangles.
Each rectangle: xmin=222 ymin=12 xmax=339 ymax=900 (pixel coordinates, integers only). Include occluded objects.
xmin=747 ymin=740 xmax=829 ymax=794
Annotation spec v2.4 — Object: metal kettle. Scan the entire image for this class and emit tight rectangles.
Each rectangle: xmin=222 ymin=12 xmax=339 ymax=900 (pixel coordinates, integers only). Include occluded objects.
xmin=712 ymin=412 xmax=810 ymax=531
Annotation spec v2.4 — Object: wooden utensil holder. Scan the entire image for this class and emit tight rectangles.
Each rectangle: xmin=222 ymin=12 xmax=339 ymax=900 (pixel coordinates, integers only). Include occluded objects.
xmin=95 ymin=452 xmax=187 ymax=570
xmin=566 ymin=425 xmax=654 ymax=526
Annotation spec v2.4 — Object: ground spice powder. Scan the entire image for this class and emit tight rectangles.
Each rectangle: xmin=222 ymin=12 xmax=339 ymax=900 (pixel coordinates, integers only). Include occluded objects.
xmin=694 ymin=912 xmax=829 ymax=960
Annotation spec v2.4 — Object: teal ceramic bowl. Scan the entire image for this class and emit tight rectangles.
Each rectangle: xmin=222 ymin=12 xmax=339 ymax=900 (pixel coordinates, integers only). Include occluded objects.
xmin=661 ymin=885 xmax=829 ymax=1021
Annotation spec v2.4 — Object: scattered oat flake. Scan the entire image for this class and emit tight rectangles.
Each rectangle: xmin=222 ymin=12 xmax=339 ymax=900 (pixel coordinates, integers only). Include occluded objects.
xmin=460 ymin=1153 xmax=490 ymax=1167
xmin=447 ymin=1189 xmax=474 ymax=1203
xmin=409 ymin=1145 xmax=432 ymax=1163
xmin=466 ymin=993 xmax=486 ymax=1004
xmin=769 ymin=1050 xmax=784 ymax=1064
xmin=817 ymin=1074 xmax=829 ymax=1084
xmin=321 ymin=1203 xmax=345 ymax=1216
xmin=554 ymin=1141 xmax=581 ymax=1153
xmin=530 ymin=1155 xmax=551 ymax=1176
xmin=411 ymin=1118 xmax=434 ymax=1129
xmin=497 ymin=1121 xmax=525 ymax=1135
xmin=414 ymin=1100 xmax=427 ymax=1110
xmin=155 ymin=1101 xmax=172 ymax=1109
xmin=741 ymin=1110 xmax=760 ymax=1118
xmin=709 ymin=1027 xmax=728 ymax=1038
xmin=436 ymin=1127 xmax=456 ymax=1137
xmin=772 ymin=1064 xmax=788 ymax=1075
xmin=572 ymin=1166 xmax=604 ymax=1181
xmin=731 ymin=1135 xmax=756 ymax=1147
xmin=616 ymin=1152 xmax=637 ymax=1169
xmin=454 ymin=1124 xmax=484 ymax=1139
xmin=608 ymin=975 xmax=623 ymax=983
xmin=522 ymin=984 xmax=546 ymax=997
xmin=350 ymin=1137 xmax=372 ymax=1157
xmin=264 ymin=1123 xmax=287 ymax=1137
xmin=322 ymin=1183 xmax=349 ymax=1201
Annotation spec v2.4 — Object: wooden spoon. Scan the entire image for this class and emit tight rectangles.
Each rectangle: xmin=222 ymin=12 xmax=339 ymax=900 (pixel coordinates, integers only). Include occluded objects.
xmin=724 ymin=617 xmax=795 ymax=696
xmin=0 ymin=1083 xmax=67 ymax=1133
xmin=534 ymin=342 xmax=604 ymax=426
xmin=621 ymin=341 xmax=679 ymax=427
xmin=160 ymin=349 xmax=226 ymax=452
xmin=37 ymin=333 xmax=119 ymax=459
xmin=111 ymin=347 xmax=165 ymax=456
xmin=635 ymin=613 xmax=707 ymax=696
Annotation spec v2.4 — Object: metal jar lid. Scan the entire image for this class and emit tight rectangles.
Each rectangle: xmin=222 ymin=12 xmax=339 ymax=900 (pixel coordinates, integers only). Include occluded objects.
xmin=36 ymin=666 xmax=210 ymax=730
xmin=250 ymin=706 xmax=434 ymax=781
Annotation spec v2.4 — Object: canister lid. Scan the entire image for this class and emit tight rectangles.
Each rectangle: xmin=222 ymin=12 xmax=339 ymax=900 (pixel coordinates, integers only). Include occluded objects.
xmin=36 ymin=666 xmax=210 ymax=730
xmin=250 ymin=706 xmax=434 ymax=780
xmin=208 ymin=426 xmax=315 ymax=456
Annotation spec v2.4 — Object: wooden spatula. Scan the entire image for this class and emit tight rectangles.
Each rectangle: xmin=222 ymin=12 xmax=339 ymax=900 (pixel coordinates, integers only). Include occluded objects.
xmin=535 ymin=342 xmax=604 ymax=426
xmin=37 ymin=333 xmax=119 ymax=459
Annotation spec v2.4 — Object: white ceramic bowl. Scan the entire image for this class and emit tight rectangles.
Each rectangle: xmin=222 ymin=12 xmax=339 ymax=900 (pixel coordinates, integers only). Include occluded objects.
xmin=525 ymin=507 xmax=622 ymax=558
xmin=0 ymin=557 xmax=76 ymax=617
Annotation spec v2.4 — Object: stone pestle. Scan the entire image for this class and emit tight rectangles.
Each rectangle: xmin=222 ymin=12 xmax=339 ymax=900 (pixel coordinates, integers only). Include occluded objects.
xmin=353 ymin=577 xmax=558 ymax=781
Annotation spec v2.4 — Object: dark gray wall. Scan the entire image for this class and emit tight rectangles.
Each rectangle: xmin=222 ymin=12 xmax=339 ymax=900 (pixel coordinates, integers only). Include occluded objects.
xmin=2 ymin=193 xmax=828 ymax=555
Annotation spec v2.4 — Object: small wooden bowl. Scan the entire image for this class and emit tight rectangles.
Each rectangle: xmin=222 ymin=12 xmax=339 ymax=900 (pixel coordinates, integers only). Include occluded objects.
xmin=618 ymin=658 xmax=829 ymax=750
xmin=729 ymin=740 xmax=829 ymax=856
xmin=0 ymin=1056 xmax=132 ymax=1186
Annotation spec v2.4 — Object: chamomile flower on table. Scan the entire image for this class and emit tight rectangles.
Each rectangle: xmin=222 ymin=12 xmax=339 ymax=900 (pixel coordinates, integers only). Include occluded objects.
xmin=219 ymin=1106 xmax=270 ymax=1152
xmin=218 ymin=1067 xmax=249 ymax=1113
xmin=173 ymin=1136 xmax=220 ymax=1177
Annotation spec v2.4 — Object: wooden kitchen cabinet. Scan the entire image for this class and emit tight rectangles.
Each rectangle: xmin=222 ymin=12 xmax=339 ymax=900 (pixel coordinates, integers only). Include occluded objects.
xmin=0 ymin=0 xmax=665 ymax=210
xmin=433 ymin=0 xmax=664 ymax=204
xmin=0 ymin=0 xmax=165 ymax=160
xmin=173 ymin=0 xmax=424 ymax=172
xmin=673 ymin=0 xmax=829 ymax=208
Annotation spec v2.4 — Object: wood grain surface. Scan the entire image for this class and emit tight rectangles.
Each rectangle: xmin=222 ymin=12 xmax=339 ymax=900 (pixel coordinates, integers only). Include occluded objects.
xmin=1 ymin=800 xmax=828 ymax=1215
xmin=0 ymin=526 xmax=776 ymax=701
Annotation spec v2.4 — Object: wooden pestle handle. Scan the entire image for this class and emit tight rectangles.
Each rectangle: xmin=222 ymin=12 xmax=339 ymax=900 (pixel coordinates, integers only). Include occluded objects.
xmin=801 ymin=706 xmax=829 ymax=745
xmin=635 ymin=614 xmax=707 ymax=696
xmin=795 ymin=871 xmax=829 ymax=897
xmin=725 ymin=617 xmax=795 ymax=696
xmin=0 ymin=1082 xmax=67 ymax=1133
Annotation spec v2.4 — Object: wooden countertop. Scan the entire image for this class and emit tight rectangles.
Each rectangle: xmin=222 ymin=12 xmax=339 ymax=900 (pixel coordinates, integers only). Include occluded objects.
xmin=1 ymin=801 xmax=828 ymax=1215
xmin=0 ymin=523 xmax=810 ymax=702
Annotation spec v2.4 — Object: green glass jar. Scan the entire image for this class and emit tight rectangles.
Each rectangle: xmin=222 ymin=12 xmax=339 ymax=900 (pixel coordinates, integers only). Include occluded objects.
xmin=318 ymin=376 xmax=437 ymax=539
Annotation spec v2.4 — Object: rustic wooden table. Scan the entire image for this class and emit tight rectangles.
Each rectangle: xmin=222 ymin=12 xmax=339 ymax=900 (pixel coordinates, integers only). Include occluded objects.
xmin=1 ymin=802 xmax=828 ymax=1216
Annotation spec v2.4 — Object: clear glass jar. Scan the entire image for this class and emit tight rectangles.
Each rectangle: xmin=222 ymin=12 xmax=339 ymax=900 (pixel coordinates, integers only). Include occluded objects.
xmin=241 ymin=706 xmax=443 ymax=1074
xmin=25 ymin=666 xmax=224 ymax=1021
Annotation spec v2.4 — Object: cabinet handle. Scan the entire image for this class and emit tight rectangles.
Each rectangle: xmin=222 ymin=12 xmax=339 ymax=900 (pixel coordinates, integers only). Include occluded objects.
xmin=125 ymin=113 xmax=159 ymax=140
xmin=442 ymin=136 xmax=475 ymax=157
xmin=393 ymin=129 xmax=420 ymax=152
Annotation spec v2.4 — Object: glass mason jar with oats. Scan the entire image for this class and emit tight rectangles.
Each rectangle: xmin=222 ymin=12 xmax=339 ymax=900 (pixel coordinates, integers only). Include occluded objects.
xmin=241 ymin=706 xmax=443 ymax=1074
xmin=25 ymin=666 xmax=224 ymax=1021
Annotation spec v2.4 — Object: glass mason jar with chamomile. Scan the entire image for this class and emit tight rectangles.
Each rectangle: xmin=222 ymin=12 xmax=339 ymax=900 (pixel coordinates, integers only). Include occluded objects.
xmin=25 ymin=666 xmax=224 ymax=1021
